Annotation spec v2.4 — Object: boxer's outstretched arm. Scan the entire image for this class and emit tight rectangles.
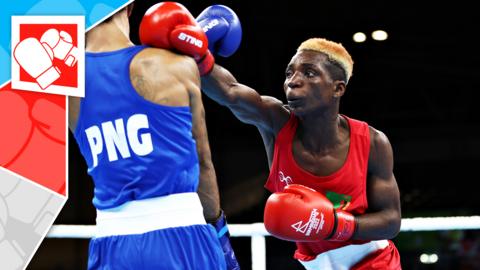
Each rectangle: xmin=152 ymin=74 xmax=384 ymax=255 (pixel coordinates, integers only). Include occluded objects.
xmin=202 ymin=64 xmax=289 ymax=133
xmin=354 ymin=128 xmax=401 ymax=240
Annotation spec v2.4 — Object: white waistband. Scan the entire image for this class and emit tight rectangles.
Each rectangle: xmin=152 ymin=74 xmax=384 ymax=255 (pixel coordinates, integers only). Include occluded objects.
xmin=95 ymin=192 xmax=206 ymax=238
xmin=299 ymin=240 xmax=389 ymax=270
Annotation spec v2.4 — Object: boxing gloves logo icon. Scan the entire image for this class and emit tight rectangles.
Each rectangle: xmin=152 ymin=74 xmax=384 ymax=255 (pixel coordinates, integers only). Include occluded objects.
xmin=13 ymin=28 xmax=79 ymax=90
xmin=41 ymin=29 xmax=79 ymax=67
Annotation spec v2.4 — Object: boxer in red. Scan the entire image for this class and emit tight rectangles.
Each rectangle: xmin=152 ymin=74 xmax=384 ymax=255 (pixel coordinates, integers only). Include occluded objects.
xmin=200 ymin=33 xmax=402 ymax=269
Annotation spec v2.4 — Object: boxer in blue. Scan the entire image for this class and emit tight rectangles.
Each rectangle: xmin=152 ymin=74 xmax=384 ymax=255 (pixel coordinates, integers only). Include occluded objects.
xmin=69 ymin=2 xmax=240 ymax=269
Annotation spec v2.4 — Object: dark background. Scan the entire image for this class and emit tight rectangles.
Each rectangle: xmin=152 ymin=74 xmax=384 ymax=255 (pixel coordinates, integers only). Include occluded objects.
xmin=30 ymin=0 xmax=480 ymax=269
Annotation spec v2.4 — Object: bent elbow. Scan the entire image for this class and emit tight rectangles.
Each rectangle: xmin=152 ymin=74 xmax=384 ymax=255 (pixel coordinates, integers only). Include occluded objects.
xmin=388 ymin=213 xmax=402 ymax=239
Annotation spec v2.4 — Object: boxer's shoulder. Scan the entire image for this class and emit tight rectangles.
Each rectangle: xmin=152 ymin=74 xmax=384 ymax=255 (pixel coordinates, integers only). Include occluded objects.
xmin=133 ymin=48 xmax=198 ymax=80
xmin=129 ymin=48 xmax=196 ymax=106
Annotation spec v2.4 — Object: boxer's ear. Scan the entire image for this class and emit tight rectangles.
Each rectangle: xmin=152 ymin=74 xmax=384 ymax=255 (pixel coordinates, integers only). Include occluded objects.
xmin=127 ymin=3 xmax=134 ymax=17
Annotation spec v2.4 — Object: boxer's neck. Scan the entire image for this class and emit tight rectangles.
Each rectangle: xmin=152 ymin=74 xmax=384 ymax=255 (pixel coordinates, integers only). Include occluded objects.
xmin=86 ymin=12 xmax=133 ymax=52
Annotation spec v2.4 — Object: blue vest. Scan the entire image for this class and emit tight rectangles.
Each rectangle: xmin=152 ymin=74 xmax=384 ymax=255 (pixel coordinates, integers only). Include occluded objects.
xmin=74 ymin=45 xmax=199 ymax=210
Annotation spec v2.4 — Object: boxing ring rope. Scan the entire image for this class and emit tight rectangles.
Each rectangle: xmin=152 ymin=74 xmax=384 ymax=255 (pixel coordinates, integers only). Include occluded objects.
xmin=47 ymin=216 xmax=480 ymax=270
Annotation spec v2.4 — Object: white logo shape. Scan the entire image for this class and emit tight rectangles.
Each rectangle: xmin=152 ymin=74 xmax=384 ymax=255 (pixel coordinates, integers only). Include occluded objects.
xmin=291 ymin=209 xmax=325 ymax=236
xmin=202 ymin=19 xmax=219 ymax=33
xmin=279 ymin=171 xmax=293 ymax=186
xmin=178 ymin=32 xmax=203 ymax=48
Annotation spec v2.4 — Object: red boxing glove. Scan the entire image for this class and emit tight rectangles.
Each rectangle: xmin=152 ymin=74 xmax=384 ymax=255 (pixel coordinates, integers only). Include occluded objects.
xmin=264 ymin=184 xmax=356 ymax=242
xmin=139 ymin=2 xmax=214 ymax=75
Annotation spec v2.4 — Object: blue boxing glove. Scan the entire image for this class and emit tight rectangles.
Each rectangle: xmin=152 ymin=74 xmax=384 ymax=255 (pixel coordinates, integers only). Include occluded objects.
xmin=210 ymin=211 xmax=240 ymax=270
xmin=196 ymin=5 xmax=242 ymax=57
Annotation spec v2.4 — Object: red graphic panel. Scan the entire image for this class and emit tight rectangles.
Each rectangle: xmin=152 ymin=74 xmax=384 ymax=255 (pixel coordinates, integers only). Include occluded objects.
xmin=0 ymin=83 xmax=66 ymax=195
xmin=18 ymin=24 xmax=78 ymax=88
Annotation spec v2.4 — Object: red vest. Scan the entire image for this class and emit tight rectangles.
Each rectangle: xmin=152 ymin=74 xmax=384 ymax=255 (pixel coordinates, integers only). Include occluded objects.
xmin=265 ymin=113 xmax=371 ymax=258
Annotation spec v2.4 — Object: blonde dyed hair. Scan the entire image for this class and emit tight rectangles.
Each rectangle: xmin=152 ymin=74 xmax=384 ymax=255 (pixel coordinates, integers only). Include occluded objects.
xmin=297 ymin=38 xmax=353 ymax=83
